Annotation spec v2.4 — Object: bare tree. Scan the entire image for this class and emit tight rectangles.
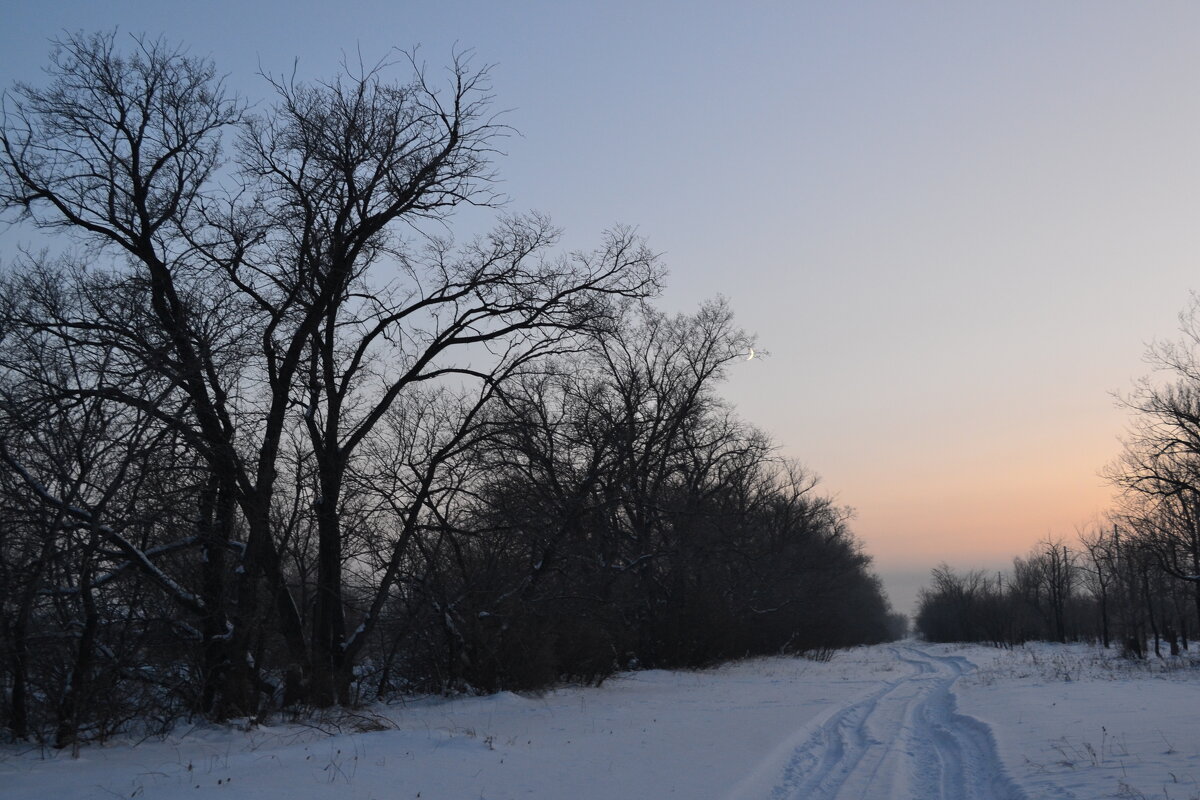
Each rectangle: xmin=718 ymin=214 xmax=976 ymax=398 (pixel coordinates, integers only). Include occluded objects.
xmin=1 ymin=32 xmax=660 ymax=709
xmin=1078 ymin=523 xmax=1117 ymax=648
xmin=1106 ymin=297 xmax=1200 ymax=652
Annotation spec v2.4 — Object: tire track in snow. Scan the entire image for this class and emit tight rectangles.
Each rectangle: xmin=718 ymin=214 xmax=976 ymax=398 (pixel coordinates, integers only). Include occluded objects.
xmin=759 ymin=646 xmax=1027 ymax=800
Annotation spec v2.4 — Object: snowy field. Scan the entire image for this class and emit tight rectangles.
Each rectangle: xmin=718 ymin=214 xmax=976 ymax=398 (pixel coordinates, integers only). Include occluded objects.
xmin=2 ymin=642 xmax=1198 ymax=799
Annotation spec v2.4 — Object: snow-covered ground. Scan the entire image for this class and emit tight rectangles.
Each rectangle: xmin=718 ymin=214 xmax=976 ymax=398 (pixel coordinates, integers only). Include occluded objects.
xmin=956 ymin=643 xmax=1200 ymax=800
xmin=2 ymin=642 xmax=1197 ymax=799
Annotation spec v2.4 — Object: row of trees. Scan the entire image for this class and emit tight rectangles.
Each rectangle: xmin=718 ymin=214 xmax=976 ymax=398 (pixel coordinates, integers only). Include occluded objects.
xmin=918 ymin=299 xmax=1200 ymax=654
xmin=915 ymin=528 xmax=1195 ymax=656
xmin=0 ymin=33 xmax=896 ymax=746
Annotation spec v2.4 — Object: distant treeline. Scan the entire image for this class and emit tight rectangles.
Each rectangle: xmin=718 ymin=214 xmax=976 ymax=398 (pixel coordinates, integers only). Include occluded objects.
xmin=0 ymin=33 xmax=897 ymax=747
xmin=915 ymin=531 xmax=1196 ymax=655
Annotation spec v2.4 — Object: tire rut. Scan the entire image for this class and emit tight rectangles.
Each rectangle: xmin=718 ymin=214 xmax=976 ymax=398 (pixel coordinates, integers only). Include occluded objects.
xmin=760 ymin=645 xmax=1027 ymax=800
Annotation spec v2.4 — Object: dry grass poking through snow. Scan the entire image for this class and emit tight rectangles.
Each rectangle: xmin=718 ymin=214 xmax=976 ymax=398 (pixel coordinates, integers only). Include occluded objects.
xmin=946 ymin=641 xmax=1200 ymax=800
xmin=961 ymin=642 xmax=1200 ymax=687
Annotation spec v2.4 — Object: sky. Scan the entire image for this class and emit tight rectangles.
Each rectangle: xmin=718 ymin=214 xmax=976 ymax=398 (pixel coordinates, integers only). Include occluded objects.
xmin=3 ymin=2 xmax=1199 ymax=615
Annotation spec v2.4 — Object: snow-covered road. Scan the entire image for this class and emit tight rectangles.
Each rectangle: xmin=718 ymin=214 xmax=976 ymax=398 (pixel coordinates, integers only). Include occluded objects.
xmin=743 ymin=646 xmax=1025 ymax=800
xmin=5 ymin=642 xmax=1198 ymax=799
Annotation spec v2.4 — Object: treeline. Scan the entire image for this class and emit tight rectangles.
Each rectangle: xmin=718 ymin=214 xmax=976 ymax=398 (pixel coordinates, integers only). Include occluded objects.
xmin=0 ymin=33 xmax=895 ymax=746
xmin=915 ymin=530 xmax=1197 ymax=655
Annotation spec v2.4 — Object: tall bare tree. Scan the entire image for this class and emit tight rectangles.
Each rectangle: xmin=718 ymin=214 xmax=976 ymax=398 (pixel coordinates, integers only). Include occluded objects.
xmin=1 ymin=31 xmax=660 ymax=709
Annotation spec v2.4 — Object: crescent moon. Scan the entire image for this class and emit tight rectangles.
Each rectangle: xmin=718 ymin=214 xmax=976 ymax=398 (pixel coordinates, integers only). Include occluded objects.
xmin=747 ymin=348 xmax=755 ymax=360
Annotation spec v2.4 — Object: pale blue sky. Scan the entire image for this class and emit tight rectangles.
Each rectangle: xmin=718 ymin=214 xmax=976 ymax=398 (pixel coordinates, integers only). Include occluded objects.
xmin=5 ymin=2 xmax=1200 ymax=613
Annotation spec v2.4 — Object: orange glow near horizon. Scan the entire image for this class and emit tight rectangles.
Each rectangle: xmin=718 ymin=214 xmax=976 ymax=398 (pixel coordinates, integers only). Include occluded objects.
xmin=774 ymin=399 xmax=1131 ymax=597
xmin=854 ymin=473 xmax=1114 ymax=569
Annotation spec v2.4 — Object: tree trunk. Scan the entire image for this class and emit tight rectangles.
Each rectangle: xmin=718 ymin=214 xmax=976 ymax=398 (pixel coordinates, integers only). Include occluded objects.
xmin=311 ymin=459 xmax=348 ymax=707
xmin=55 ymin=572 xmax=98 ymax=750
xmin=199 ymin=478 xmax=249 ymax=718
xmin=1099 ymin=588 xmax=1110 ymax=648
xmin=8 ymin=617 xmax=29 ymax=740
xmin=1144 ymin=571 xmax=1161 ymax=658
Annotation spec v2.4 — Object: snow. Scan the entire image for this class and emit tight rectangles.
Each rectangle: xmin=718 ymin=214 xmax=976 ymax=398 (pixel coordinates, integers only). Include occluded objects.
xmin=954 ymin=642 xmax=1200 ymax=800
xmin=2 ymin=642 xmax=1197 ymax=799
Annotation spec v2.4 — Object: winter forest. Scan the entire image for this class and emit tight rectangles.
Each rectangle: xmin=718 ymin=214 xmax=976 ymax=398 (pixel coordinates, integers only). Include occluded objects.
xmin=0 ymin=33 xmax=899 ymax=747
